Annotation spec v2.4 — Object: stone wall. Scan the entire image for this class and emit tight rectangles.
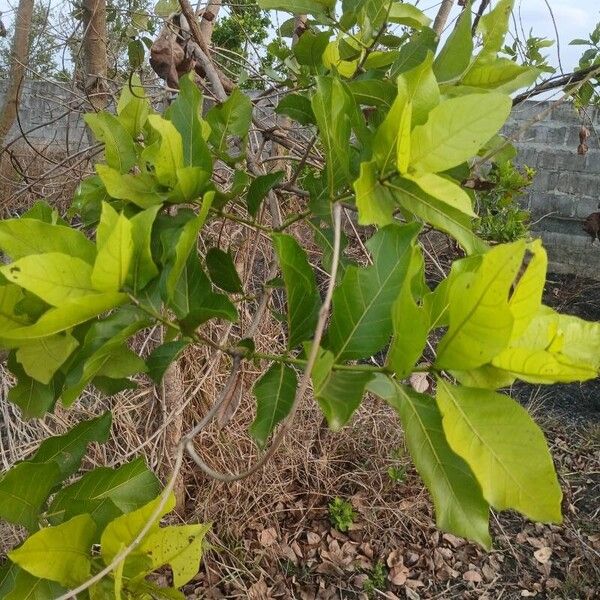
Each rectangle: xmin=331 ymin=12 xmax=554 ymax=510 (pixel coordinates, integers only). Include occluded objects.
xmin=0 ymin=80 xmax=88 ymax=147
xmin=506 ymin=101 xmax=600 ymax=279
xmin=3 ymin=81 xmax=599 ymax=278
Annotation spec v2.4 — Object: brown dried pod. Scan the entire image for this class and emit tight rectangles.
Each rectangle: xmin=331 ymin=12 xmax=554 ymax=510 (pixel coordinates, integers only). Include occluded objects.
xmin=583 ymin=212 xmax=600 ymax=241
xmin=577 ymin=142 xmax=589 ymax=156
xmin=579 ymin=126 xmax=590 ymax=144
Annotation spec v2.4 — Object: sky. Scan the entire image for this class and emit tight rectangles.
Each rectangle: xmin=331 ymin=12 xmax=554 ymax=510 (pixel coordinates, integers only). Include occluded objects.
xmin=0 ymin=0 xmax=595 ymax=74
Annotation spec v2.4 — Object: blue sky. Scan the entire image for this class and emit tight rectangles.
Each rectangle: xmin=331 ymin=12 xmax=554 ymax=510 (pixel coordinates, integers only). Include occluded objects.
xmin=0 ymin=0 xmax=595 ymax=73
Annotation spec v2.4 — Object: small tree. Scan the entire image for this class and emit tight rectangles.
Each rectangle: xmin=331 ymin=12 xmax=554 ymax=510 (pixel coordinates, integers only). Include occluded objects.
xmin=0 ymin=1 xmax=599 ymax=598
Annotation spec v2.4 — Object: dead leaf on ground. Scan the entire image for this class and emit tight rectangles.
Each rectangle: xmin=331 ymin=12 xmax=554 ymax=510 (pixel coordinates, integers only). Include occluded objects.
xmin=533 ymin=546 xmax=552 ymax=564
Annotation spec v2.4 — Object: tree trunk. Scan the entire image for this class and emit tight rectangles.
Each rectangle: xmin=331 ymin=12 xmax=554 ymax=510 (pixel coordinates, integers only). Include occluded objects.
xmin=81 ymin=0 xmax=108 ymax=111
xmin=432 ymin=0 xmax=455 ymax=35
xmin=0 ymin=0 xmax=34 ymax=147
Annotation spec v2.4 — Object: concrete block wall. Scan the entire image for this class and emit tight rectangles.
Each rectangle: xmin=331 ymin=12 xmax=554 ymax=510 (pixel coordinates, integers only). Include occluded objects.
xmin=506 ymin=101 xmax=600 ymax=279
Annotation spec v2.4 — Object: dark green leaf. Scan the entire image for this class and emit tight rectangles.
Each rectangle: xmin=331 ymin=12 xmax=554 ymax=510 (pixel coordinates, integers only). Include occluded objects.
xmin=273 ymin=234 xmax=320 ymax=349
xmin=0 ymin=462 xmax=61 ymax=530
xmin=147 ymin=340 xmax=189 ymax=384
xmin=250 ymin=363 xmax=297 ymax=448
xmin=206 ymin=247 xmax=243 ymax=293
xmin=48 ymin=457 xmax=160 ymax=524
xmin=275 ymin=94 xmax=316 ymax=125
xmin=310 ymin=345 xmax=373 ymax=431
xmin=165 ymin=74 xmax=212 ymax=172
xmin=326 ymin=223 xmax=421 ymax=361
xmin=434 ymin=1 xmax=473 ymax=81
xmin=30 ymin=413 xmax=112 ymax=480
xmin=247 ymin=171 xmax=285 ymax=217
xmin=206 ymin=88 xmax=252 ymax=162
xmin=174 ymin=254 xmax=238 ymax=331
xmin=293 ymin=30 xmax=331 ymax=67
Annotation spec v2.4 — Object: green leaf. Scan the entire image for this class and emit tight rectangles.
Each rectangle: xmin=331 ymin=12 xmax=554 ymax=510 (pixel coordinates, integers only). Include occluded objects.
xmin=477 ymin=0 xmax=514 ymax=57
xmin=385 ymin=178 xmax=485 ymax=255
xmin=9 ymin=514 xmax=95 ymax=587
xmin=247 ymin=171 xmax=284 ymax=217
xmin=165 ymin=73 xmax=212 ymax=172
xmin=21 ymin=200 xmax=63 ymax=224
xmin=368 ymin=375 xmax=491 ymax=548
xmin=273 ymin=234 xmax=320 ymax=349
xmin=436 ymin=241 xmax=526 ymax=370
xmin=139 ymin=523 xmax=211 ymax=586
xmin=0 ymin=284 xmax=29 ymax=333
xmin=173 ymin=254 xmax=237 ymax=330
xmin=405 ymin=173 xmax=476 ymax=217
xmin=49 ymin=458 xmax=161 ymax=523
xmin=84 ymin=112 xmax=137 ymax=174
xmin=436 ymin=380 xmax=562 ymax=523
xmin=311 ymin=76 xmax=353 ymax=198
xmin=509 ymin=239 xmax=547 ymax=339
xmin=275 ymin=93 xmax=316 ymax=125
xmin=128 ymin=38 xmax=145 ymax=68
xmin=310 ymin=345 xmax=373 ymax=431
xmin=147 ymin=340 xmax=189 ymax=384
xmin=100 ymin=492 xmax=176 ymax=564
xmin=0 ymin=462 xmax=60 ymax=530
xmin=92 ymin=209 xmax=133 ymax=292
xmin=489 ymin=308 xmax=599 ymax=384
xmin=354 ymin=160 xmax=398 ymax=226
xmin=347 ymin=79 xmax=397 ymax=108
xmin=294 ymin=30 xmax=331 ymax=67
xmin=128 ymin=205 xmax=161 ymax=293
xmin=95 ymin=345 xmax=147 ymax=378
xmin=206 ymin=88 xmax=252 ymax=161
xmin=169 ymin=167 xmax=211 ymax=203
xmin=30 ymin=413 xmax=112 ymax=479
xmin=60 ymin=306 xmax=149 ymax=406
xmin=250 ymin=362 xmax=298 ymax=448
xmin=16 ymin=333 xmax=79 ymax=384
xmin=387 ymin=245 xmax=429 ymax=378
xmin=164 ymin=211 xmax=209 ymax=301
xmin=117 ymin=73 xmax=150 ymax=137
xmin=96 ymin=164 xmax=165 ymax=209
xmin=1 ymin=253 xmax=98 ymax=307
xmin=0 ymin=219 xmax=96 ymax=263
xmin=144 ymin=115 xmax=185 ymax=187
xmin=326 ymin=223 xmax=421 ymax=362
xmin=258 ymin=0 xmax=335 ymax=17
xmin=8 ymin=370 xmax=55 ymax=418
xmin=409 ymin=93 xmax=512 ymax=174
xmin=2 ymin=567 xmax=66 ymax=600
xmin=388 ymin=3 xmax=431 ymax=28
xmin=461 ymin=58 xmax=540 ymax=94
xmin=206 ymin=247 xmax=243 ymax=294
xmin=0 ymin=294 xmax=128 ymax=345
xmin=434 ymin=2 xmax=473 ymax=81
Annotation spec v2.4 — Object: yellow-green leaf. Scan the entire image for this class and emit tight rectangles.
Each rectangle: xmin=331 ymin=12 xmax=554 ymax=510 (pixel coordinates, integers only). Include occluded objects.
xmin=409 ymin=93 xmax=512 ymax=174
xmin=436 ymin=241 xmax=526 ymax=370
xmin=16 ymin=333 xmax=79 ymax=384
xmin=436 ymin=380 xmax=562 ymax=523
xmin=368 ymin=375 xmax=491 ymax=548
xmin=405 ymin=172 xmax=476 ymax=217
xmin=139 ymin=523 xmax=211 ymax=587
xmin=9 ymin=514 xmax=96 ymax=587
xmin=92 ymin=211 xmax=133 ymax=292
xmin=0 ymin=253 xmax=98 ymax=307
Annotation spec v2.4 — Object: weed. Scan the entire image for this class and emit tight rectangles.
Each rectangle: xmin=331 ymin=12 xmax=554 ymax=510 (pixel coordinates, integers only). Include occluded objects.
xmin=363 ymin=561 xmax=388 ymax=597
xmin=328 ymin=497 xmax=355 ymax=532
